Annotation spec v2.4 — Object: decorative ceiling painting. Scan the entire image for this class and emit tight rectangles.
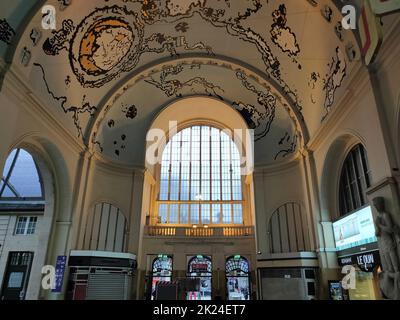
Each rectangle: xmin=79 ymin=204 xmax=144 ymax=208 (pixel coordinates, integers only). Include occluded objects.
xmin=8 ymin=0 xmax=361 ymax=166
xmin=93 ymin=59 xmax=299 ymax=165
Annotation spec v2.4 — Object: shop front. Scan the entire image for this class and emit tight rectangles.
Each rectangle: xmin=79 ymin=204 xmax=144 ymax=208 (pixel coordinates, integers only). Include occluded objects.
xmin=332 ymin=205 xmax=382 ymax=300
xmin=146 ymin=254 xmax=253 ymax=300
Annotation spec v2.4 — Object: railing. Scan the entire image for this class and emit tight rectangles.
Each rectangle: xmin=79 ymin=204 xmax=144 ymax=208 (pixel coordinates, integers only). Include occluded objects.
xmin=144 ymin=225 xmax=255 ymax=238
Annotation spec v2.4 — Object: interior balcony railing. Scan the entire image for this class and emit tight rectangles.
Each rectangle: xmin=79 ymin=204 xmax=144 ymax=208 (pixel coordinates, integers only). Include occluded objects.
xmin=144 ymin=225 xmax=255 ymax=238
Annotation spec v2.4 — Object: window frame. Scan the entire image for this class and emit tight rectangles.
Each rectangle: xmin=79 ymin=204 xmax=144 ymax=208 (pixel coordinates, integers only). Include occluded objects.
xmin=0 ymin=148 xmax=45 ymax=202
xmin=338 ymin=144 xmax=371 ymax=217
xmin=14 ymin=216 xmax=38 ymax=235
xmin=155 ymin=125 xmax=245 ymax=226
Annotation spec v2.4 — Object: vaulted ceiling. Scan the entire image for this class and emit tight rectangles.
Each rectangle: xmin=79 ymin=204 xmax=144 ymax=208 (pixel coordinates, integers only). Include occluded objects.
xmin=1 ymin=0 xmax=362 ymax=166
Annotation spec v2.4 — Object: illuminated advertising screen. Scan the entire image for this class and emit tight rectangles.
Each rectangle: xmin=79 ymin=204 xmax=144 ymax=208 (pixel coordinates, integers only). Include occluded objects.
xmin=333 ymin=206 xmax=378 ymax=254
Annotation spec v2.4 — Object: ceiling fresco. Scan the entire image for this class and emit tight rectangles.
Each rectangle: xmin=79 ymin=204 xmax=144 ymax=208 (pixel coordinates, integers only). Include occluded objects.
xmin=1 ymin=0 xmax=365 ymax=166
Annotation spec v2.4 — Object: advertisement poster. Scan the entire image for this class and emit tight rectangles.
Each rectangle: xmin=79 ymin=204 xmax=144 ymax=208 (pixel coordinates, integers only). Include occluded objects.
xmin=333 ymin=206 xmax=378 ymax=252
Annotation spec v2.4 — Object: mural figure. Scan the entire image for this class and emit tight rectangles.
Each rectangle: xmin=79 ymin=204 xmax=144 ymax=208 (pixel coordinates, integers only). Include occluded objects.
xmin=0 ymin=19 xmax=15 ymax=45
xmin=43 ymin=19 xmax=75 ymax=55
xmin=235 ymin=71 xmax=276 ymax=141
xmin=373 ymin=197 xmax=400 ymax=300
xmin=274 ymin=132 xmax=298 ymax=160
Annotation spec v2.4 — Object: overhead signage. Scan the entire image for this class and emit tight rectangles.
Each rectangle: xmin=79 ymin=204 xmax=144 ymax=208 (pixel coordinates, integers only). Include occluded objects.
xmin=359 ymin=0 xmax=383 ymax=65
xmin=338 ymin=251 xmax=381 ymax=272
xmin=192 ymin=263 xmax=209 ymax=273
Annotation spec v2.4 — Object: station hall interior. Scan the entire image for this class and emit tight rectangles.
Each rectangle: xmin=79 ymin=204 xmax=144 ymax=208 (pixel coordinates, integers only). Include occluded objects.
xmin=1 ymin=0 xmax=400 ymax=301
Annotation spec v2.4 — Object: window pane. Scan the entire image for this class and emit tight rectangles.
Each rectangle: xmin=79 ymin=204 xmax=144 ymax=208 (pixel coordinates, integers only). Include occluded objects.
xmin=339 ymin=145 xmax=371 ymax=216
xmin=2 ymin=149 xmax=43 ymax=198
xmin=16 ymin=217 xmax=27 ymax=235
xmin=233 ymin=204 xmax=243 ymax=224
xmin=160 ymin=180 xmax=169 ymax=201
xmin=190 ymin=204 xmax=199 ymax=224
xmin=158 ymin=204 xmax=168 ymax=224
xmin=191 ymin=180 xmax=200 ymax=200
xmin=222 ymin=204 xmax=232 ymax=224
xmin=169 ymin=204 xmax=179 ymax=223
xmin=170 ymin=180 xmax=180 ymax=201
xmin=180 ymin=204 xmax=189 ymax=224
xmin=27 ymin=217 xmax=37 ymax=234
xmin=212 ymin=204 xmax=221 ymax=224
xmin=180 ymin=179 xmax=189 ymax=201
xmin=201 ymin=204 xmax=211 ymax=224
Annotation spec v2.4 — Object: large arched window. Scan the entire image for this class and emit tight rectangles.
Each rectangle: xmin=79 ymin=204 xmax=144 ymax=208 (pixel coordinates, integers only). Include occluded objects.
xmin=338 ymin=144 xmax=371 ymax=216
xmin=0 ymin=148 xmax=47 ymax=300
xmin=158 ymin=126 xmax=243 ymax=225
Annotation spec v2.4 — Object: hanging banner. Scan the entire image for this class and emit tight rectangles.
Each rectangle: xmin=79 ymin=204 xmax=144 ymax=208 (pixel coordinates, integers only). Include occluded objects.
xmin=359 ymin=0 xmax=383 ymax=65
xmin=369 ymin=0 xmax=400 ymax=15
xmin=52 ymin=255 xmax=67 ymax=293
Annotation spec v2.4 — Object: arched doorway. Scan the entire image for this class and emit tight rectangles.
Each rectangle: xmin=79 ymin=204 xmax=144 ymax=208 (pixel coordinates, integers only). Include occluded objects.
xmin=0 ymin=148 xmax=53 ymax=300
xmin=187 ymin=255 xmax=212 ymax=300
xmin=151 ymin=255 xmax=173 ymax=300
xmin=225 ymin=255 xmax=250 ymax=300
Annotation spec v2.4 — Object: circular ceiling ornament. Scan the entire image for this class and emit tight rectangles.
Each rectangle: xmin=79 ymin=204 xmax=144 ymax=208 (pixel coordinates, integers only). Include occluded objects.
xmin=69 ymin=5 xmax=144 ymax=88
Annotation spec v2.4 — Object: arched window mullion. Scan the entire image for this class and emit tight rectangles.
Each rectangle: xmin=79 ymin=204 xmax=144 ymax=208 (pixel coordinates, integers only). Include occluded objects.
xmin=343 ymin=163 xmax=355 ymax=212
xmin=0 ymin=148 xmax=20 ymax=197
xmin=339 ymin=144 xmax=371 ymax=216
xmin=157 ymin=125 xmax=244 ymax=225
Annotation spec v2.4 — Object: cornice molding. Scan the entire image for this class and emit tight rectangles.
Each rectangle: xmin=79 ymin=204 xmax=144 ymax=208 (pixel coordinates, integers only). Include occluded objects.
xmin=366 ymin=176 xmax=397 ymax=196
xmin=93 ymin=154 xmax=145 ymax=176
xmin=307 ymin=62 xmax=370 ymax=152
xmin=2 ymin=64 xmax=86 ymax=154
xmin=254 ymin=155 xmax=301 ymax=176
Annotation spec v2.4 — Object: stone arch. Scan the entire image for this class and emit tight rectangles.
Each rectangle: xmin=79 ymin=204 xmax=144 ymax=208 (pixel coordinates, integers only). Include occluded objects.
xmin=319 ymin=132 xmax=367 ymax=222
xmin=144 ymin=96 xmax=252 ymax=176
xmin=0 ymin=132 xmax=73 ymax=299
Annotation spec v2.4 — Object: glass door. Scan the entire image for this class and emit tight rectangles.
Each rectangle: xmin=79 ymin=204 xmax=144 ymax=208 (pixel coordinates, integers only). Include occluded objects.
xmin=1 ymin=252 xmax=34 ymax=300
xmin=187 ymin=255 xmax=212 ymax=300
xmin=226 ymin=255 xmax=250 ymax=300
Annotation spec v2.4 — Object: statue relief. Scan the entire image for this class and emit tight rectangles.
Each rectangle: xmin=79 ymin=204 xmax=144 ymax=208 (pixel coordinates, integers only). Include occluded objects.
xmin=372 ymin=197 xmax=400 ymax=300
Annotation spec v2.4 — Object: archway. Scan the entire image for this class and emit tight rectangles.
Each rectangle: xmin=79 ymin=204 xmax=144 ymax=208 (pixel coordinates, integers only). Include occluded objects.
xmin=0 ymin=146 xmax=54 ymax=300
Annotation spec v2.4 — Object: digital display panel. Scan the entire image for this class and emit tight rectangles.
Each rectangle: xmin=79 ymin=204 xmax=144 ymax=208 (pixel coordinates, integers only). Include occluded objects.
xmin=333 ymin=206 xmax=378 ymax=252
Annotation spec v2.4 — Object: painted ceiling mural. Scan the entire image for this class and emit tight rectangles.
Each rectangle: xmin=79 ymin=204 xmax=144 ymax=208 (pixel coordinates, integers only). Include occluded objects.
xmin=3 ymin=0 xmax=363 ymax=166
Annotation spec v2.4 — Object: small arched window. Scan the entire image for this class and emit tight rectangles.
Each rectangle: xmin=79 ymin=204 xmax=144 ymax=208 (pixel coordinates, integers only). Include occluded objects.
xmin=268 ymin=202 xmax=311 ymax=254
xmin=158 ymin=125 xmax=243 ymax=225
xmin=338 ymin=144 xmax=371 ymax=216
xmin=82 ymin=203 xmax=127 ymax=252
xmin=0 ymin=149 xmax=44 ymax=201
